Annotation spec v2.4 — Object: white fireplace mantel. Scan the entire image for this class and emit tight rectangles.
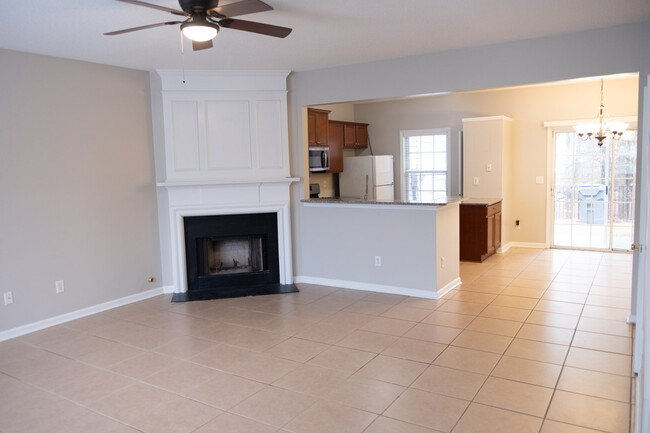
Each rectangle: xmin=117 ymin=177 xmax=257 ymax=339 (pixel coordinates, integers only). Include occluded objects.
xmin=161 ymin=179 xmax=298 ymax=294
xmin=151 ymin=70 xmax=297 ymax=294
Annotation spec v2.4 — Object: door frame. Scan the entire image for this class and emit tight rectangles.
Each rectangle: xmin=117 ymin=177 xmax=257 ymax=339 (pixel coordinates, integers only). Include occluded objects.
xmin=544 ymin=117 xmax=638 ymax=251
xmin=633 ymin=77 xmax=649 ymax=433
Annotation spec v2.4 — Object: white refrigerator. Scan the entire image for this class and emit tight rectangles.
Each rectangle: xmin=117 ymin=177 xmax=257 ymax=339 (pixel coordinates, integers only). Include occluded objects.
xmin=339 ymin=155 xmax=394 ymax=201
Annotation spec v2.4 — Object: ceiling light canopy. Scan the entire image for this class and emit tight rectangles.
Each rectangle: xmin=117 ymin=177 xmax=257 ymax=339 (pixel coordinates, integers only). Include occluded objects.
xmin=181 ymin=15 xmax=219 ymax=42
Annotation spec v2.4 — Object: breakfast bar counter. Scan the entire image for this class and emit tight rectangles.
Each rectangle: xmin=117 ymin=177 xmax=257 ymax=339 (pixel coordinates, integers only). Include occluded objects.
xmin=301 ymin=196 xmax=463 ymax=207
xmin=298 ymin=197 xmax=461 ymax=299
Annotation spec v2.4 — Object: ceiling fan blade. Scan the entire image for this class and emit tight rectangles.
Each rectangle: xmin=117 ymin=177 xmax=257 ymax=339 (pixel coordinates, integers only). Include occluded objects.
xmin=104 ymin=21 xmax=183 ymax=36
xmin=192 ymin=39 xmax=214 ymax=51
xmin=115 ymin=0 xmax=186 ymax=16
xmin=219 ymin=18 xmax=291 ymax=38
xmin=210 ymin=0 xmax=273 ymax=18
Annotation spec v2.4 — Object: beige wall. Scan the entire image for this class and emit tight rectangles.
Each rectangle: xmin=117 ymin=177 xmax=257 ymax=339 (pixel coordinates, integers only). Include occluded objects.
xmin=353 ymin=76 xmax=639 ymax=245
xmin=0 ymin=49 xmax=161 ymax=332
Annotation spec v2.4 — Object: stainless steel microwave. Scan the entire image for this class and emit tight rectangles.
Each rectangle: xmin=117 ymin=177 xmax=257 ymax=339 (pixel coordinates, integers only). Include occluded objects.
xmin=308 ymin=147 xmax=330 ymax=172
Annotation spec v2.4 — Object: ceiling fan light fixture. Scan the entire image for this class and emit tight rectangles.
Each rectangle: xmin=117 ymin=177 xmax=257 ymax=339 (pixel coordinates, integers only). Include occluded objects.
xmin=181 ymin=18 xmax=219 ymax=42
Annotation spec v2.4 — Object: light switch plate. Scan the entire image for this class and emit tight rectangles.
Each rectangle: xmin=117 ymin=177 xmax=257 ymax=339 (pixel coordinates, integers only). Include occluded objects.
xmin=473 ymin=177 xmax=479 ymax=185
xmin=536 ymin=176 xmax=544 ymax=184
xmin=486 ymin=163 xmax=492 ymax=172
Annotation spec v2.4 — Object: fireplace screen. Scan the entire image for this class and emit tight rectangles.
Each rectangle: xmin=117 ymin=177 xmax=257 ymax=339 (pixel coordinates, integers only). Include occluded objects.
xmin=197 ymin=236 xmax=265 ymax=276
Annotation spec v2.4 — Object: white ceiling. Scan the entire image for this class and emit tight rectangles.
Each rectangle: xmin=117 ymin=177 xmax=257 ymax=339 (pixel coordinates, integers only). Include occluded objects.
xmin=1 ymin=0 xmax=649 ymax=72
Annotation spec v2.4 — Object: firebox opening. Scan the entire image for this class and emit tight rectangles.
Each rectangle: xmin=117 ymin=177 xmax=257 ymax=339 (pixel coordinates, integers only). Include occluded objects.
xmin=197 ymin=235 xmax=266 ymax=276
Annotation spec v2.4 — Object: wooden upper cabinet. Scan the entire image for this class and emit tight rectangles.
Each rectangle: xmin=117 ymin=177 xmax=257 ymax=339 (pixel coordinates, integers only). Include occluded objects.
xmin=307 ymin=108 xmax=330 ymax=147
xmin=355 ymin=124 xmax=368 ymax=148
xmin=327 ymin=121 xmax=344 ymax=173
xmin=343 ymin=122 xmax=369 ymax=149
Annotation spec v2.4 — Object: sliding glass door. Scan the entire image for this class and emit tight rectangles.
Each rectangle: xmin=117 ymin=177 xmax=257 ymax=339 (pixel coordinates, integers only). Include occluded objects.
xmin=552 ymin=131 xmax=637 ymax=251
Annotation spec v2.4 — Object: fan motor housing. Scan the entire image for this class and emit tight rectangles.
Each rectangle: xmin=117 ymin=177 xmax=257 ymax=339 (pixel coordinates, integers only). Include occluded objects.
xmin=179 ymin=0 xmax=216 ymax=13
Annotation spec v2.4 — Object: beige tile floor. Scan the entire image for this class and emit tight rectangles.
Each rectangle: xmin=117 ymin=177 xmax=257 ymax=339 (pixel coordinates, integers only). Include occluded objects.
xmin=0 ymin=248 xmax=634 ymax=433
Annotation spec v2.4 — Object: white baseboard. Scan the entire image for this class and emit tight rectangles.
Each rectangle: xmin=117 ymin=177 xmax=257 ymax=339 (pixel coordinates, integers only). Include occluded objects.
xmin=628 ymin=314 xmax=637 ymax=325
xmin=499 ymin=242 xmax=546 ymax=253
xmin=294 ymin=276 xmax=439 ymax=299
xmin=162 ymin=285 xmax=176 ymax=294
xmin=0 ymin=287 xmax=165 ymax=342
xmin=437 ymin=277 xmax=462 ymax=298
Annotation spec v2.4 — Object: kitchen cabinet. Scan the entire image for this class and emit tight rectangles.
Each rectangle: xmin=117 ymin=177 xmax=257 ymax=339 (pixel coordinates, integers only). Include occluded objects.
xmin=307 ymin=108 xmax=330 ymax=147
xmin=327 ymin=121 xmax=344 ymax=173
xmin=459 ymin=200 xmax=502 ymax=262
xmin=343 ymin=122 xmax=369 ymax=149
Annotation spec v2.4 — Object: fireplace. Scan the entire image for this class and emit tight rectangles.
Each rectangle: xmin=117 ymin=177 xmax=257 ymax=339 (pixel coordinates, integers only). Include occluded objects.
xmin=171 ymin=212 xmax=297 ymax=302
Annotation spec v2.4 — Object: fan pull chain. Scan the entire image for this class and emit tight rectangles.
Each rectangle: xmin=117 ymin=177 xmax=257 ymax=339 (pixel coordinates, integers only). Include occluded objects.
xmin=179 ymin=30 xmax=186 ymax=84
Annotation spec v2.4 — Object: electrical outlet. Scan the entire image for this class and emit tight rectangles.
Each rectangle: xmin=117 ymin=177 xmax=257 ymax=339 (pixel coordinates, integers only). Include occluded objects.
xmin=441 ymin=257 xmax=446 ymax=268
xmin=4 ymin=291 xmax=13 ymax=305
xmin=374 ymin=256 xmax=382 ymax=267
xmin=473 ymin=177 xmax=479 ymax=185
xmin=55 ymin=280 xmax=65 ymax=294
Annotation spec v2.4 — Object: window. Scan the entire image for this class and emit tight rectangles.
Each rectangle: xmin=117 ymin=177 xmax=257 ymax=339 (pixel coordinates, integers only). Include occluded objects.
xmin=400 ymin=129 xmax=449 ymax=202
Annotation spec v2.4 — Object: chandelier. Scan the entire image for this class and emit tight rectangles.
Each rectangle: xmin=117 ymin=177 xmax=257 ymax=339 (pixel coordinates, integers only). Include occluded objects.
xmin=573 ymin=79 xmax=628 ymax=147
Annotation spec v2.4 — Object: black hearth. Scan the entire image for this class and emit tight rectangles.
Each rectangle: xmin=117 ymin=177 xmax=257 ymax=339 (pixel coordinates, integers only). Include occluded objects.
xmin=172 ymin=212 xmax=297 ymax=302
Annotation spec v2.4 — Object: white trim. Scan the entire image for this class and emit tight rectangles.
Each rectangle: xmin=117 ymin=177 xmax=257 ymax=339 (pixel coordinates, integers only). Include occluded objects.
xmin=169 ymin=203 xmax=293 ymax=293
xmin=497 ymin=243 xmax=511 ymax=254
xmin=544 ymin=122 xmax=639 ymax=252
xmin=545 ymin=128 xmax=554 ymax=248
xmin=627 ymin=314 xmax=637 ymax=325
xmin=157 ymin=177 xmax=300 ymax=188
xmin=0 ymin=288 xmax=164 ymax=342
xmin=436 ymin=277 xmax=462 ymax=298
xmin=399 ymin=128 xmax=451 ymax=202
xmin=503 ymin=242 xmax=547 ymax=249
xmin=543 ymin=116 xmax=637 ymax=129
xmin=162 ymin=285 xmax=176 ymax=294
xmin=294 ymin=276 xmax=439 ymax=299
xmin=462 ymin=115 xmax=513 ymax=123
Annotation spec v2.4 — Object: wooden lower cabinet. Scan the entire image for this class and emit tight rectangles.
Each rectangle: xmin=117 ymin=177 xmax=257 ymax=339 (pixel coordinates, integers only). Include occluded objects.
xmin=460 ymin=200 xmax=502 ymax=262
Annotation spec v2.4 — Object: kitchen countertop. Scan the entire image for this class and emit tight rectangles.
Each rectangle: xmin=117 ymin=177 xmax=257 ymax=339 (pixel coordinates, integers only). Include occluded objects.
xmin=301 ymin=196 xmax=464 ymax=207
xmin=460 ymin=197 xmax=503 ymax=206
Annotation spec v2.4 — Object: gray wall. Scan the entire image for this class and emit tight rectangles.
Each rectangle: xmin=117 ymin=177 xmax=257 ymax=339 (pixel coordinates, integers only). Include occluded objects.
xmin=301 ymin=205 xmax=437 ymax=292
xmin=0 ymin=49 xmax=162 ymax=332
xmin=289 ymin=21 xmax=650 ymax=278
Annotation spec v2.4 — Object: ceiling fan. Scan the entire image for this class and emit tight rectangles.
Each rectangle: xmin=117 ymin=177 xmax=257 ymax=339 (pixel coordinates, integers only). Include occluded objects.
xmin=105 ymin=0 xmax=292 ymax=51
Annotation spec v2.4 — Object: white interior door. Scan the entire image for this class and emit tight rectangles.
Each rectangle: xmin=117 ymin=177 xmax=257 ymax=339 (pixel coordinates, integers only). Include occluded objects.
xmin=552 ymin=130 xmax=637 ymax=251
